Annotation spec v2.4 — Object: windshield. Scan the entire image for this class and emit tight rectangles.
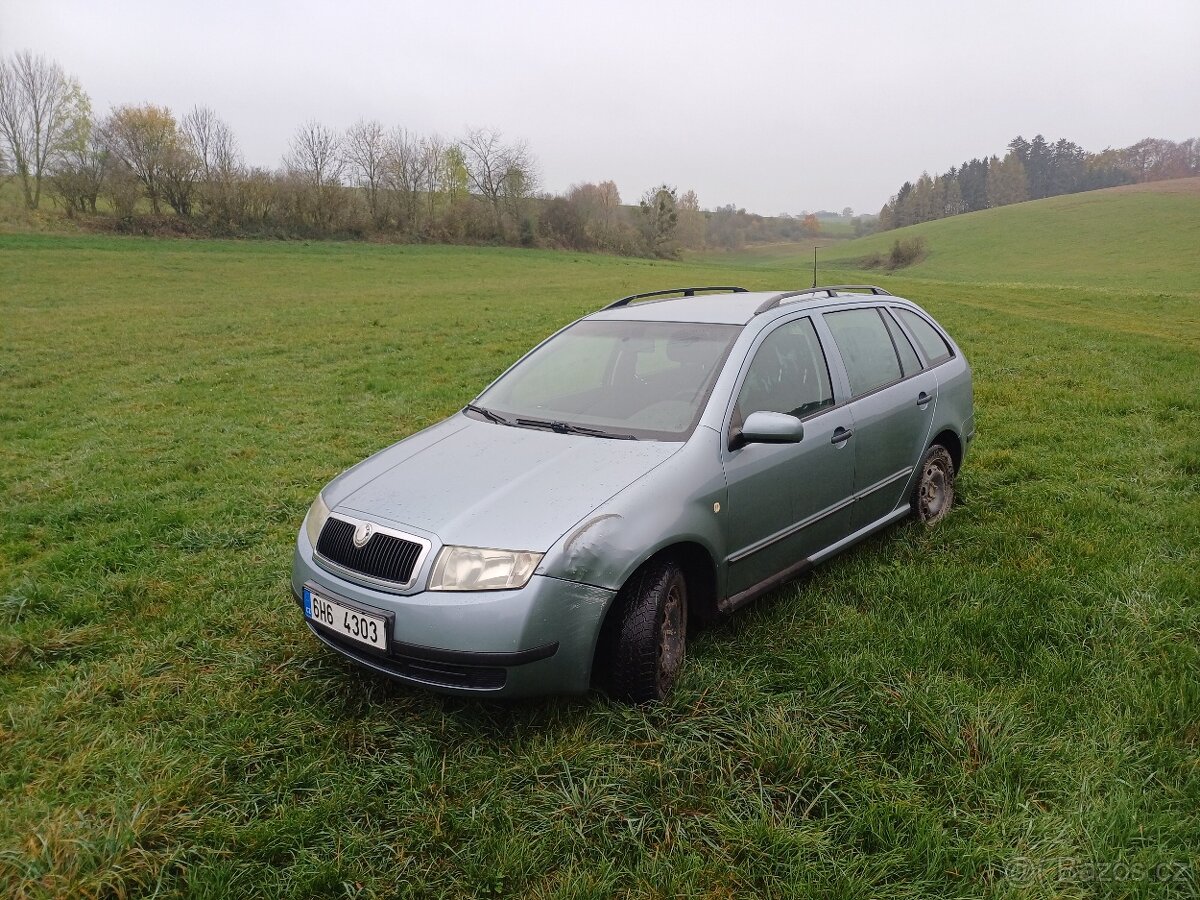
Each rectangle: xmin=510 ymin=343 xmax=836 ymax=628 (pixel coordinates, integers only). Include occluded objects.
xmin=473 ymin=319 xmax=741 ymax=440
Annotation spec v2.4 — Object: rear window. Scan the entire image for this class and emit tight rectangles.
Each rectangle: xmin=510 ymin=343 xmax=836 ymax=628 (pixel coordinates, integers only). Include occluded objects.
xmin=894 ymin=308 xmax=954 ymax=365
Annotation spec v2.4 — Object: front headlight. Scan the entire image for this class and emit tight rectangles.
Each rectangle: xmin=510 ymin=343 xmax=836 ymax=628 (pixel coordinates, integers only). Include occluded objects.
xmin=303 ymin=493 xmax=332 ymax=548
xmin=429 ymin=546 xmax=543 ymax=592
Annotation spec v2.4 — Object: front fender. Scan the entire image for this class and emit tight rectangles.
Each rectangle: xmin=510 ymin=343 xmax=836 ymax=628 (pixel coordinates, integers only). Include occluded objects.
xmin=539 ymin=426 xmax=728 ymax=595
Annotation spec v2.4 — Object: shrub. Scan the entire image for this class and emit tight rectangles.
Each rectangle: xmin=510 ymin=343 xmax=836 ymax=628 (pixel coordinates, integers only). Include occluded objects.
xmin=888 ymin=236 xmax=927 ymax=269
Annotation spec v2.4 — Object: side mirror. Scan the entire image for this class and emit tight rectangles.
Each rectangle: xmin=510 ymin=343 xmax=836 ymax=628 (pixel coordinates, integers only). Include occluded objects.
xmin=737 ymin=410 xmax=804 ymax=446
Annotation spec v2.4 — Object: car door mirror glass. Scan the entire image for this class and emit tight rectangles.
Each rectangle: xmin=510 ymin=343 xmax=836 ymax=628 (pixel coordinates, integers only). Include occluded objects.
xmin=740 ymin=410 xmax=804 ymax=445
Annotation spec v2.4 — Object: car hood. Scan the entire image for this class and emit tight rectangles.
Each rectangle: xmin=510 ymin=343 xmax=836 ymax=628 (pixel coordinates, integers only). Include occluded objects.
xmin=332 ymin=414 xmax=681 ymax=551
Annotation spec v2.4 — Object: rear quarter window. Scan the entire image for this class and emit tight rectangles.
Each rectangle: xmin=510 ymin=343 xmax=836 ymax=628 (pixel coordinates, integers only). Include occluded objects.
xmin=895 ymin=308 xmax=954 ymax=365
xmin=881 ymin=308 xmax=922 ymax=376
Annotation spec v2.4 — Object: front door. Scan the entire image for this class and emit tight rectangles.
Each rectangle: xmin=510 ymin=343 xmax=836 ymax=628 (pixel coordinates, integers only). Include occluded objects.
xmin=721 ymin=317 xmax=856 ymax=596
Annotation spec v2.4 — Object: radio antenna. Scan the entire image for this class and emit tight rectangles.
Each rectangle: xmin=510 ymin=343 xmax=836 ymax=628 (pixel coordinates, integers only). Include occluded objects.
xmin=812 ymin=246 xmax=819 ymax=289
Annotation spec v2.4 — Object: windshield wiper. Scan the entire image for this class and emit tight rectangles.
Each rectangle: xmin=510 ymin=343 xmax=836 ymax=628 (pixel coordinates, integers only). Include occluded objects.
xmin=464 ymin=402 xmax=513 ymax=426
xmin=513 ymin=417 xmax=637 ymax=440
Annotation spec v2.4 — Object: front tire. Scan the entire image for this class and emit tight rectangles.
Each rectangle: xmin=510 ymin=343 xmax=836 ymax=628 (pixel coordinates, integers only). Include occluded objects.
xmin=603 ymin=559 xmax=688 ymax=703
xmin=912 ymin=445 xmax=955 ymax=525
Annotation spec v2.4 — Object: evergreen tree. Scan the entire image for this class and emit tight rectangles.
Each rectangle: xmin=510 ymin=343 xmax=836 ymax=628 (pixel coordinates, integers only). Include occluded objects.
xmin=893 ymin=180 xmax=915 ymax=226
xmin=873 ymin=131 xmax=1196 ymax=231
xmin=1027 ymin=134 xmax=1050 ymax=199
xmin=913 ymin=172 xmax=936 ymax=223
xmin=942 ymin=174 xmax=964 ymax=216
xmin=986 ymin=153 xmax=1029 ymax=207
xmin=1007 ymin=135 xmax=1031 ymax=165
xmin=959 ymin=158 xmax=990 ymax=212
xmin=1048 ymin=138 xmax=1085 ymax=195
xmin=638 ymin=183 xmax=679 ymax=257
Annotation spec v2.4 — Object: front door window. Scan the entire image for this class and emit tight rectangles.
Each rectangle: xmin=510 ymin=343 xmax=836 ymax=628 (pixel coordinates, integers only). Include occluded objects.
xmin=733 ymin=318 xmax=834 ymax=425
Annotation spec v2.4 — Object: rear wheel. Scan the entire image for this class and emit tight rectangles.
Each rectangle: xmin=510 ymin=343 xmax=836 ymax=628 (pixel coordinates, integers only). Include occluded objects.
xmin=912 ymin=444 xmax=955 ymax=525
xmin=602 ymin=559 xmax=688 ymax=703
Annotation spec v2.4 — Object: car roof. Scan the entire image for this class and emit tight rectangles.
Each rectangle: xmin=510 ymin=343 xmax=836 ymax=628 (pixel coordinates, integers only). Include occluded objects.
xmin=585 ymin=290 xmax=904 ymax=326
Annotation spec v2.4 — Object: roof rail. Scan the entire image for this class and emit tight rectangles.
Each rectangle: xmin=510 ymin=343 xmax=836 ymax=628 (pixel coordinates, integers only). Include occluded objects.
xmin=603 ymin=285 xmax=749 ymax=310
xmin=754 ymin=284 xmax=892 ymax=315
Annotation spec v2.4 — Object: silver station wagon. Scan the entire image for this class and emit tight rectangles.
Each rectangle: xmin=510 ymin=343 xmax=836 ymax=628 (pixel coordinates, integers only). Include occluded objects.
xmin=294 ymin=285 xmax=974 ymax=701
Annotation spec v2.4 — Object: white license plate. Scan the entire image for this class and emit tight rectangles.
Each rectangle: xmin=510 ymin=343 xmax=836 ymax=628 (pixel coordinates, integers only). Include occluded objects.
xmin=304 ymin=588 xmax=388 ymax=651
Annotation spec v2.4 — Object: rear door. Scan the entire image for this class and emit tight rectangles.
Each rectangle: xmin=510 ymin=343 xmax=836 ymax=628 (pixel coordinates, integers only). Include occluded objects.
xmin=720 ymin=316 xmax=856 ymax=595
xmin=820 ymin=306 xmax=937 ymax=528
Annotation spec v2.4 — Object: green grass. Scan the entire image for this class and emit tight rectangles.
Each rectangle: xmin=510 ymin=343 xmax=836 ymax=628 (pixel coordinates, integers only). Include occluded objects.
xmin=727 ymin=179 xmax=1200 ymax=296
xmin=2 ymin=223 xmax=1199 ymax=898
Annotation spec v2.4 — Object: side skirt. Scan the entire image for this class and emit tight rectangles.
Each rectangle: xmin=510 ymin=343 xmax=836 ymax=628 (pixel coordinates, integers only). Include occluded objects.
xmin=718 ymin=503 xmax=912 ymax=614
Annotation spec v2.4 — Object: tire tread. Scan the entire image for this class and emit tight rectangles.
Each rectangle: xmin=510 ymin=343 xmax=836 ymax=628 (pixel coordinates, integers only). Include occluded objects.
xmin=603 ymin=559 xmax=682 ymax=703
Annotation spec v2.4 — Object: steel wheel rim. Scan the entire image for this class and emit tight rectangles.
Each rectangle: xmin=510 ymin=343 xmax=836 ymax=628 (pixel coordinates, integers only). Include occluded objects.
xmin=921 ymin=461 xmax=948 ymax=520
xmin=657 ymin=581 xmax=685 ymax=693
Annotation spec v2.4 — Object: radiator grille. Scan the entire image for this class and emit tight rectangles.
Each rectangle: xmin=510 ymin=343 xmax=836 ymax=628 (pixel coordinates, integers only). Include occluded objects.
xmin=316 ymin=517 xmax=424 ymax=585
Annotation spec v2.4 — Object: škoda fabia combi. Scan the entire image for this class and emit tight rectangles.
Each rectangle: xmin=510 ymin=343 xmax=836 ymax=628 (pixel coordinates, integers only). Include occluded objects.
xmin=294 ymin=285 xmax=974 ymax=702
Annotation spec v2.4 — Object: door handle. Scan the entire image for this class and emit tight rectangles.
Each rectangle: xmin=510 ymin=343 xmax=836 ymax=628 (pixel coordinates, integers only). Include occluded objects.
xmin=917 ymin=391 xmax=931 ymax=408
xmin=831 ymin=426 xmax=853 ymax=445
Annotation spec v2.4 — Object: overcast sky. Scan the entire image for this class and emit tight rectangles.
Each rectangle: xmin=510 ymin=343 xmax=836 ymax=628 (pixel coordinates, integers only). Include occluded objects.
xmin=3 ymin=0 xmax=1198 ymax=214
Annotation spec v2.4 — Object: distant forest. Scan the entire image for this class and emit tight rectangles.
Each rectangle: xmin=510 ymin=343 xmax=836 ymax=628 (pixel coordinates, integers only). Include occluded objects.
xmin=878 ymin=135 xmax=1199 ymax=230
xmin=6 ymin=51 xmax=1196 ymax=256
xmin=0 ymin=50 xmax=842 ymax=258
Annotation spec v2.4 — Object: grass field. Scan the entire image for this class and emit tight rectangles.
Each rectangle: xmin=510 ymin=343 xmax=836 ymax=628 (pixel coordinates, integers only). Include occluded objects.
xmin=738 ymin=178 xmax=1200 ymax=297
xmin=2 ymin=182 xmax=1199 ymax=897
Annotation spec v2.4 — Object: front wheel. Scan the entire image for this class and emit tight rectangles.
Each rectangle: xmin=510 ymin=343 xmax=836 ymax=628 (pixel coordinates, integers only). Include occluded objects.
xmin=603 ymin=559 xmax=688 ymax=703
xmin=912 ymin=445 xmax=955 ymax=525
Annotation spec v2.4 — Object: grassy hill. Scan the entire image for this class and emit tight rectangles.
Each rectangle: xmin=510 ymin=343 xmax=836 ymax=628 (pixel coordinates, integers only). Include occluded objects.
xmin=2 ymin=230 xmax=1198 ymax=896
xmin=727 ymin=178 xmax=1200 ymax=295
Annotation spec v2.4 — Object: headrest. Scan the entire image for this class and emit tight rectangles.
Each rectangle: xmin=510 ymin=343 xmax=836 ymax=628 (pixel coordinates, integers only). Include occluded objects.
xmin=665 ymin=338 xmax=713 ymax=366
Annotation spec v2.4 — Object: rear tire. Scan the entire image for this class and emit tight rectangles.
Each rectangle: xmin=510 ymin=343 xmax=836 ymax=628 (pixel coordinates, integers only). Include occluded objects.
xmin=912 ymin=444 xmax=955 ymax=525
xmin=602 ymin=559 xmax=688 ymax=703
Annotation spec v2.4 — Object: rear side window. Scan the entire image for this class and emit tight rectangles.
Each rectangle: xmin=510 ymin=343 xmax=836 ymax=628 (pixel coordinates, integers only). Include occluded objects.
xmin=823 ymin=308 xmax=902 ymax=398
xmin=895 ymin=308 xmax=954 ymax=365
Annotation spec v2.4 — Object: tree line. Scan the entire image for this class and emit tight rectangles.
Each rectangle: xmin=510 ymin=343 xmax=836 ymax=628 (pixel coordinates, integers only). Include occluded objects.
xmin=0 ymin=50 xmax=835 ymax=257
xmin=878 ymin=134 xmax=1200 ymax=230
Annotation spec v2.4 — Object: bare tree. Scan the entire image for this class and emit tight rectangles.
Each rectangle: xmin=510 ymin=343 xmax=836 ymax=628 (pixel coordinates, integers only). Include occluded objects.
xmin=160 ymin=135 xmax=200 ymax=216
xmin=674 ymin=188 xmax=706 ymax=250
xmin=499 ymin=142 xmax=539 ymax=228
xmin=0 ymin=51 xmax=87 ymax=208
xmin=102 ymin=153 xmax=143 ymax=219
xmin=239 ymin=166 xmax=278 ymax=224
xmin=420 ymin=132 xmax=448 ymax=224
xmin=50 ymin=110 xmax=107 ymax=215
xmin=284 ymin=121 xmax=345 ymax=231
xmin=344 ymin=119 xmax=387 ymax=227
xmin=285 ymin=120 xmax=344 ymax=186
xmin=437 ymin=139 xmax=468 ymax=205
xmin=594 ymin=180 xmax=621 ymax=230
xmin=558 ymin=179 xmax=636 ymax=252
xmin=381 ymin=127 xmax=427 ymax=233
xmin=181 ymin=106 xmax=242 ymax=221
xmin=182 ymin=106 xmax=238 ymax=180
xmin=459 ymin=127 xmax=539 ymax=235
xmin=415 ymin=133 xmax=469 ymax=229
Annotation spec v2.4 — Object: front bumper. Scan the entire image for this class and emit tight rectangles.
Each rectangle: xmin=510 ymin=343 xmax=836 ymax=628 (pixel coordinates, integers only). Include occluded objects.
xmin=291 ymin=536 xmax=616 ymax=698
